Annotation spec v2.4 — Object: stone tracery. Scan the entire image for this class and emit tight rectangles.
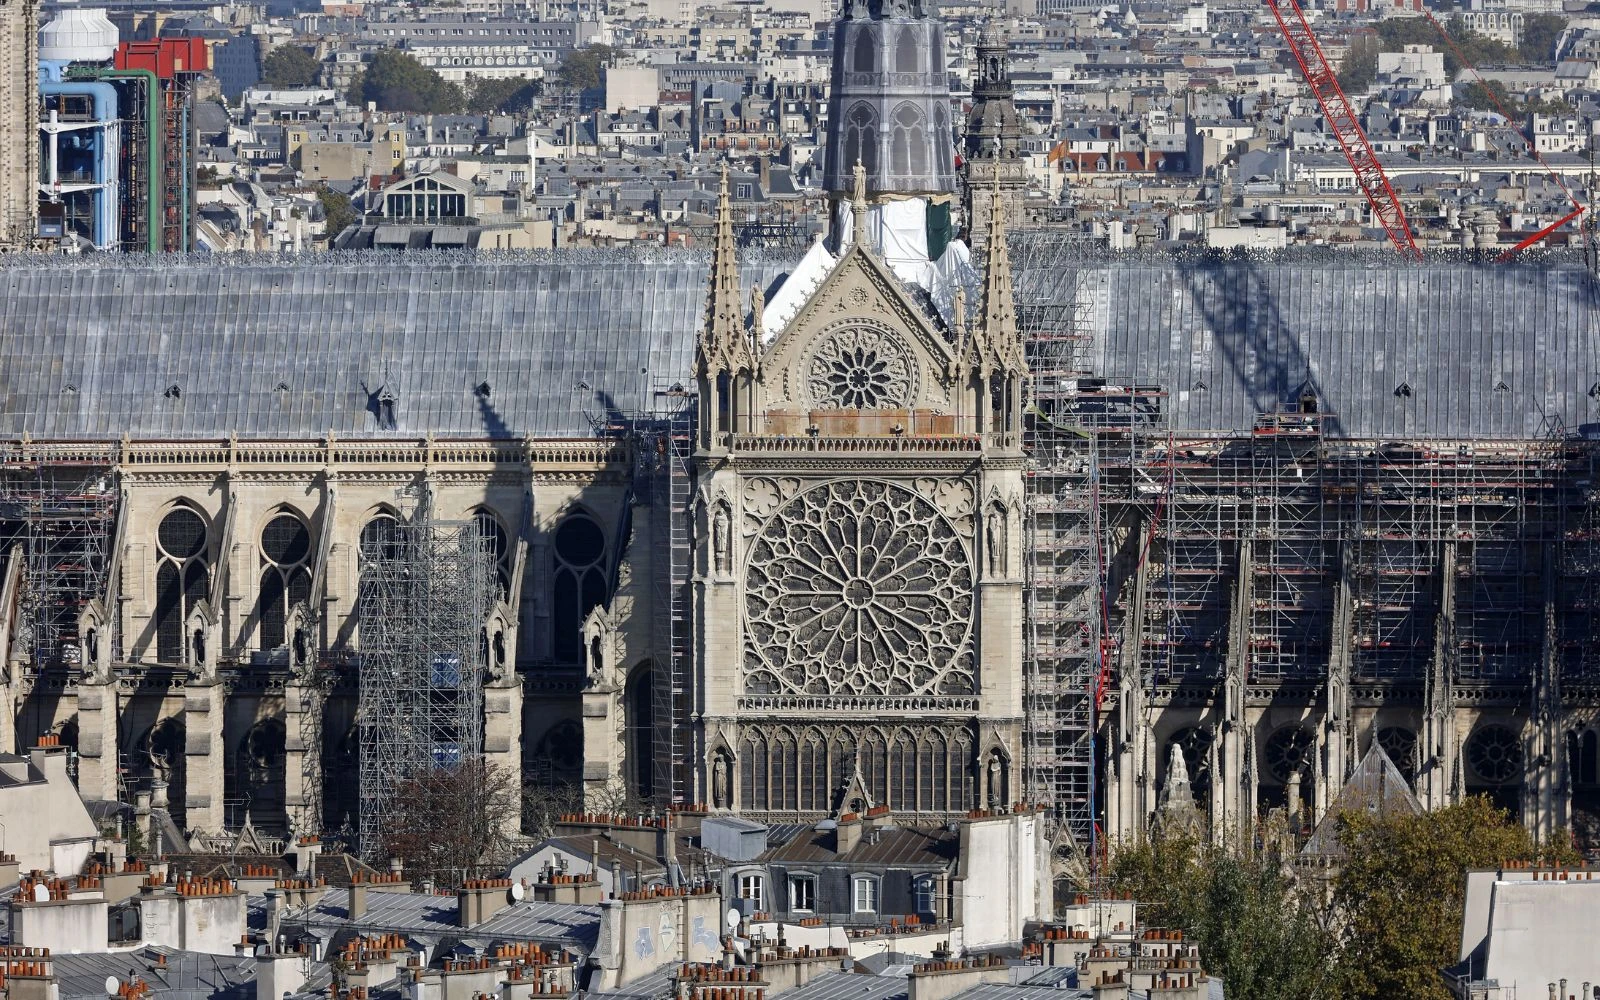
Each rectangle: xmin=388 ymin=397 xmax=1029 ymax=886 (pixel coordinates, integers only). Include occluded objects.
xmin=744 ymin=479 xmax=973 ymax=697
xmin=807 ymin=325 xmax=916 ymax=409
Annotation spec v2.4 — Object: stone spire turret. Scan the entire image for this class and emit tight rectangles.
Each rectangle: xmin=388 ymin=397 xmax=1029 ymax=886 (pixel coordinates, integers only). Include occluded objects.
xmin=700 ymin=165 xmax=754 ymax=377
xmin=980 ymin=186 xmax=1021 ymax=374
xmin=964 ymin=20 xmax=1028 ymax=245
xmin=695 ymin=165 xmax=756 ymax=450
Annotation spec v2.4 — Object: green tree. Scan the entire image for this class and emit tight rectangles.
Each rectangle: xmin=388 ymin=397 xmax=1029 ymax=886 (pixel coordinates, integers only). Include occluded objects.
xmin=261 ymin=44 xmax=322 ymax=87
xmin=1331 ymin=797 xmax=1579 ymax=1000
xmin=316 ymin=185 xmax=358 ymax=238
xmin=1338 ymin=32 xmax=1382 ymax=92
xmin=1369 ymin=17 xmax=1516 ymax=77
xmin=1109 ymin=831 xmax=1334 ymax=1000
xmin=1458 ymin=79 xmax=1516 ymax=113
xmin=1519 ymin=14 xmax=1568 ymax=64
xmin=464 ymin=75 xmax=541 ymax=114
xmin=348 ymin=50 xmax=463 ymax=114
xmin=557 ymin=44 xmax=615 ymax=92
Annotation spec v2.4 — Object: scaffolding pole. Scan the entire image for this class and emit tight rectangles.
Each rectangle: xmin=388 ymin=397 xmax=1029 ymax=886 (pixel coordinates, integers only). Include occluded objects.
xmin=0 ymin=457 xmax=118 ymax=670
xmin=355 ymin=512 xmax=495 ymax=862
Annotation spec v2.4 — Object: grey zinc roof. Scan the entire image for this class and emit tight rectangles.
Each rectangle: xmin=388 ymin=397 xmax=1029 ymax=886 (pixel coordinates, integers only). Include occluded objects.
xmin=0 ymin=247 xmax=1597 ymax=442
xmin=1020 ymin=244 xmax=1600 ymax=440
xmin=290 ymin=887 xmax=602 ymax=951
xmin=0 ymin=252 xmax=791 ymax=441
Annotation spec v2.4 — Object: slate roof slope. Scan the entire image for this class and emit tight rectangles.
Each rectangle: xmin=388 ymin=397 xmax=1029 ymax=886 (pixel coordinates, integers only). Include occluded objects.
xmin=0 ymin=253 xmax=793 ymax=441
xmin=0 ymin=248 xmax=1596 ymax=442
xmin=288 ymin=887 xmax=602 ymax=951
xmin=1020 ymin=245 xmax=1600 ymax=441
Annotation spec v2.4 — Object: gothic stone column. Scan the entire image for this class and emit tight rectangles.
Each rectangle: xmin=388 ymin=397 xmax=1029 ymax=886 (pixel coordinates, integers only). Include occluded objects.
xmin=184 ymin=678 xmax=228 ymax=834
xmin=75 ymin=678 xmax=121 ymax=803
xmin=483 ymin=674 xmax=523 ymax=835
xmin=283 ymin=676 xmax=324 ymax=837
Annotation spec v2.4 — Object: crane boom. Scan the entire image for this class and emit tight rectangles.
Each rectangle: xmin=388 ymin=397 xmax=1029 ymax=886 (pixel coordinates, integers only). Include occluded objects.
xmin=1264 ymin=0 xmax=1423 ymax=260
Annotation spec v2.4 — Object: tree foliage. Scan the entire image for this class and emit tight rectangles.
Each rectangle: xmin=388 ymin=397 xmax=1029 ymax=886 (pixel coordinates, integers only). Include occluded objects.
xmin=262 ymin=44 xmax=322 ymax=88
xmin=1457 ymin=79 xmax=1516 ymax=113
xmin=557 ymin=44 xmax=615 ymax=92
xmin=315 ymin=185 xmax=358 ymax=237
xmin=464 ymin=75 xmax=542 ymax=114
xmin=348 ymin=50 xmax=463 ymax=113
xmin=1108 ymin=800 xmax=1579 ymax=1000
xmin=1519 ymin=14 xmax=1568 ymax=64
xmin=1109 ymin=831 xmax=1334 ymax=1000
xmin=1338 ymin=32 xmax=1382 ymax=92
xmin=1330 ymin=797 xmax=1578 ymax=1000
xmin=378 ymin=759 xmax=521 ymax=888
xmin=1336 ymin=17 xmax=1519 ymax=90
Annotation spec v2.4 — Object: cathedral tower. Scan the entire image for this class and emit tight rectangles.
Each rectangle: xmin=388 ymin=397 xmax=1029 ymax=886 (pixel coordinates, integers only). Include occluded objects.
xmin=963 ymin=21 xmax=1027 ymax=245
xmin=0 ymin=0 xmax=40 ymax=249
xmin=822 ymin=0 xmax=957 ymax=201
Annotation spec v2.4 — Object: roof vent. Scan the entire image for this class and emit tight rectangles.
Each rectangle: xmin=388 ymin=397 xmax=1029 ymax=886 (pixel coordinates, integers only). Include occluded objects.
xmin=62 ymin=383 xmax=77 ymax=395
xmin=1589 ymin=382 xmax=1600 ymax=400
xmin=1493 ymin=380 xmax=1510 ymax=393
xmin=164 ymin=384 xmax=181 ymax=399
xmin=1192 ymin=379 xmax=1207 ymax=391
xmin=276 ymin=381 xmax=290 ymax=392
xmin=475 ymin=381 xmax=492 ymax=399
xmin=1394 ymin=382 xmax=1412 ymax=398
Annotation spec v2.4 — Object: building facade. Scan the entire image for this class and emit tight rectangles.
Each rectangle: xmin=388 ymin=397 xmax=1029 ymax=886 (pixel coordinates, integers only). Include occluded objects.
xmin=1 ymin=0 xmax=1599 ymax=888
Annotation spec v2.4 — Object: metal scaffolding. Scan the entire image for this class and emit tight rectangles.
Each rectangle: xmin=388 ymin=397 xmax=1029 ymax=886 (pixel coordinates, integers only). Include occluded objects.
xmin=648 ymin=387 xmax=697 ymax=807
xmin=0 ymin=454 xmax=118 ymax=669
xmin=355 ymin=510 xmax=495 ymax=861
xmin=1016 ymin=233 xmax=1106 ymax=849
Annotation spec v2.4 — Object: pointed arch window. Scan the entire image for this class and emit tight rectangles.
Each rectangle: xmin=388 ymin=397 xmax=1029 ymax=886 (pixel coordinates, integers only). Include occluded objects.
xmin=801 ymin=731 xmax=827 ymax=812
xmin=473 ymin=509 xmax=512 ymax=600
xmin=852 ymin=30 xmax=876 ymax=72
xmin=862 ymin=730 xmax=888 ymax=806
xmin=772 ymin=729 xmax=798 ymax=811
xmin=258 ymin=513 xmax=312 ymax=651
xmin=891 ymin=102 xmax=926 ymax=177
xmin=552 ymin=513 xmax=607 ymax=663
xmin=890 ymin=731 xmax=917 ymax=810
xmin=155 ymin=507 xmax=210 ymax=664
xmin=895 ymin=29 xmax=919 ymax=72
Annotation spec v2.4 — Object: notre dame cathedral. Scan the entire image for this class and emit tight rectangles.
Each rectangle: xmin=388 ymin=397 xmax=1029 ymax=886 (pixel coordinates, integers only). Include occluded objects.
xmin=3 ymin=0 xmax=1600 ymax=870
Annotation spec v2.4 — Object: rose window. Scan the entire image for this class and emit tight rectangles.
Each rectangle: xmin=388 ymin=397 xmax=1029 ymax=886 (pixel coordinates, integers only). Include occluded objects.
xmin=1467 ymin=725 xmax=1523 ymax=784
xmin=744 ymin=480 xmax=973 ymax=696
xmin=807 ymin=326 xmax=914 ymax=409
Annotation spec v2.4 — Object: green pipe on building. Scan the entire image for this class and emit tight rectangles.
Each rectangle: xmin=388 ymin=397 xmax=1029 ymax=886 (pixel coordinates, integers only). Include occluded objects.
xmin=69 ymin=66 xmax=162 ymax=253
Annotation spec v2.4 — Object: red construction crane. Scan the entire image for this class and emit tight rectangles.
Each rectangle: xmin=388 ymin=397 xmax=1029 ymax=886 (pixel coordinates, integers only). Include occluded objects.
xmin=1264 ymin=0 xmax=1423 ymax=260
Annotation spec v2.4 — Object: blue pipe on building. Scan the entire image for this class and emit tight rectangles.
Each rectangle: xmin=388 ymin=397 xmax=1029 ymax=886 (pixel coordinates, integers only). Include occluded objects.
xmin=39 ymin=62 xmax=121 ymax=250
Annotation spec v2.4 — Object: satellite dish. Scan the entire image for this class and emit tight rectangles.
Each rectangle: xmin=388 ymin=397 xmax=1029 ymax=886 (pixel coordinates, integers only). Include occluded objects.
xmin=509 ymin=882 xmax=526 ymax=902
xmin=104 ymin=976 xmax=120 ymax=996
xmin=726 ymin=907 xmax=741 ymax=930
xmin=33 ymin=884 xmax=50 ymax=903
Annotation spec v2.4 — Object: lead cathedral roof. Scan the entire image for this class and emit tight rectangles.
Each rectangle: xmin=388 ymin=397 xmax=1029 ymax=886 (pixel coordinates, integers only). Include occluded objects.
xmin=0 ymin=247 xmax=1595 ymax=442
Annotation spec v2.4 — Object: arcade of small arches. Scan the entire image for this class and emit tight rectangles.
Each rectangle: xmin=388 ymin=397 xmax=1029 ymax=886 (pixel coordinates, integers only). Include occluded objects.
xmin=730 ymin=723 xmax=1013 ymax=817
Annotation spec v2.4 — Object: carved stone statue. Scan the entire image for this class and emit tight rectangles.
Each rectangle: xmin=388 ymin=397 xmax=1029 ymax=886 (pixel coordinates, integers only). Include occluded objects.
xmin=712 ymin=750 xmax=732 ymax=808
xmin=985 ymin=507 xmax=1006 ymax=577
xmin=712 ymin=504 xmax=732 ymax=576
